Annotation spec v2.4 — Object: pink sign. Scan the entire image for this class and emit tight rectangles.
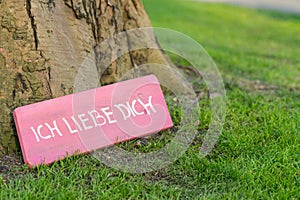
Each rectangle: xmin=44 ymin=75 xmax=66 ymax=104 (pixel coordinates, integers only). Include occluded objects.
xmin=13 ymin=75 xmax=173 ymax=167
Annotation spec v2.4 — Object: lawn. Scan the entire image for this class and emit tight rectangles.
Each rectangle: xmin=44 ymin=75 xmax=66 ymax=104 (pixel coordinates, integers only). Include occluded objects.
xmin=1 ymin=0 xmax=299 ymax=199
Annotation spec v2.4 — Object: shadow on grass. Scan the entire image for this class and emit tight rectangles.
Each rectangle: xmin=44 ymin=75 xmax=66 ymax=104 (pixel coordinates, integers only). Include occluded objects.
xmin=256 ymin=9 xmax=300 ymax=22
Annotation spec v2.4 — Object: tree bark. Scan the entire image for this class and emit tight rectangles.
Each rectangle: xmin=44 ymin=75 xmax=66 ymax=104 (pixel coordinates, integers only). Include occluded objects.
xmin=0 ymin=0 xmax=178 ymax=155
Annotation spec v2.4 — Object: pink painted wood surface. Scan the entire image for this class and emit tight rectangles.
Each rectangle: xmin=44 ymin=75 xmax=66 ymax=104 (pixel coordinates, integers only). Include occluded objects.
xmin=13 ymin=75 xmax=173 ymax=167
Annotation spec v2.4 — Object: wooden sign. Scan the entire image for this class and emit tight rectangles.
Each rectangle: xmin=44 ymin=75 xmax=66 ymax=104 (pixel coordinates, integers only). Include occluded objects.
xmin=13 ymin=75 xmax=173 ymax=167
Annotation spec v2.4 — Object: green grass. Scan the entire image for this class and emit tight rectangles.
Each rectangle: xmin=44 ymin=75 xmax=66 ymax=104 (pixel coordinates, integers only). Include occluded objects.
xmin=1 ymin=0 xmax=300 ymax=199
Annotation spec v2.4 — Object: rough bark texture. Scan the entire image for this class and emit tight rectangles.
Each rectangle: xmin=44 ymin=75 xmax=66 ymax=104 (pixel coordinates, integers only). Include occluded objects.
xmin=0 ymin=0 xmax=178 ymax=155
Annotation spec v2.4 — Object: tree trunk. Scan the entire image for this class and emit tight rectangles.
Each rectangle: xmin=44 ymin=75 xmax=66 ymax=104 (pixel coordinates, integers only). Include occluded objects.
xmin=0 ymin=0 xmax=177 ymax=155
